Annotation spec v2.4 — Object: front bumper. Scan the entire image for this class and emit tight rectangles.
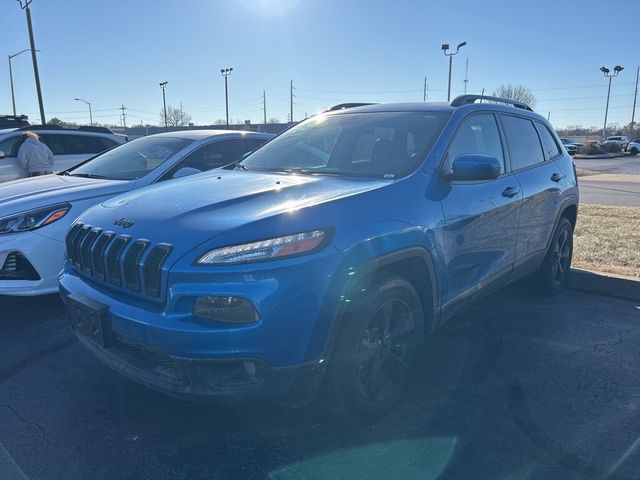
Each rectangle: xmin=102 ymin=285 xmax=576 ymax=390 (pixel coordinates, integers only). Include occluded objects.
xmin=58 ymin=246 xmax=344 ymax=400
xmin=0 ymin=231 xmax=65 ymax=296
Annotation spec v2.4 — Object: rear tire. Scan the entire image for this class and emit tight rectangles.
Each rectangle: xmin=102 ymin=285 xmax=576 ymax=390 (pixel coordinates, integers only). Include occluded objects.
xmin=323 ymin=275 xmax=424 ymax=422
xmin=535 ymin=217 xmax=574 ymax=296
xmin=630 ymin=147 xmax=638 ymax=156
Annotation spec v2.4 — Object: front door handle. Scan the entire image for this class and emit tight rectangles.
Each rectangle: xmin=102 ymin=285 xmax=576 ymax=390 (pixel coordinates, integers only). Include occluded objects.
xmin=551 ymin=173 xmax=566 ymax=182
xmin=502 ymin=186 xmax=520 ymax=198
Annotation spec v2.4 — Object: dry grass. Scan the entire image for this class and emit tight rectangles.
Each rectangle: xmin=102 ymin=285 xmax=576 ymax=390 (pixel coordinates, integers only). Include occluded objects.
xmin=573 ymin=204 xmax=640 ymax=278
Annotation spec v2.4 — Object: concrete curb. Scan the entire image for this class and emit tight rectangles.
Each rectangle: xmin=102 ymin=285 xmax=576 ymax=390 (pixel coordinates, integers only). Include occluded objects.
xmin=574 ymin=152 xmax=630 ymax=160
xmin=568 ymin=268 xmax=640 ymax=302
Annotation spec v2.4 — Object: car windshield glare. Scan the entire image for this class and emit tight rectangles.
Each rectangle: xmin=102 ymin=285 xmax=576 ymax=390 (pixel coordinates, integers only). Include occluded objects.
xmin=241 ymin=111 xmax=449 ymax=178
xmin=68 ymin=136 xmax=195 ymax=180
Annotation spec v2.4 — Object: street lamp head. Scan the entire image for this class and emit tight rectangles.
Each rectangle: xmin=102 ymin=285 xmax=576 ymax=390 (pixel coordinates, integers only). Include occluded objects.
xmin=74 ymin=98 xmax=79 ymax=101
xmin=457 ymin=41 xmax=467 ymax=49
xmin=159 ymin=81 xmax=168 ymax=88
xmin=614 ymin=65 xmax=623 ymax=73
xmin=600 ymin=66 xmax=610 ymax=75
xmin=220 ymin=69 xmax=225 ymax=74
xmin=441 ymin=43 xmax=449 ymax=51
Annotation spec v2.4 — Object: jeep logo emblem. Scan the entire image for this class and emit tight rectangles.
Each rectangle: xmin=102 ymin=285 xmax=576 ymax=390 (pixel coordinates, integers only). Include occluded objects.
xmin=113 ymin=217 xmax=134 ymax=228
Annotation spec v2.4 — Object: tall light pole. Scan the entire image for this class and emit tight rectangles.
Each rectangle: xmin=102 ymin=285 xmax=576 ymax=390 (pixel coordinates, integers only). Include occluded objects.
xmin=8 ymin=48 xmax=38 ymax=116
xmin=159 ymin=81 xmax=168 ymax=132
xmin=221 ymin=67 xmax=233 ymax=126
xmin=17 ymin=0 xmax=46 ymax=124
xmin=442 ymin=41 xmax=467 ymax=102
xmin=74 ymin=97 xmax=92 ymax=126
xmin=600 ymin=65 xmax=623 ymax=140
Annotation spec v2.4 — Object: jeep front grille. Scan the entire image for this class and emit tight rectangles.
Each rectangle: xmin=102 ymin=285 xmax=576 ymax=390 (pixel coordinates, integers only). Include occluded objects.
xmin=66 ymin=222 xmax=172 ymax=298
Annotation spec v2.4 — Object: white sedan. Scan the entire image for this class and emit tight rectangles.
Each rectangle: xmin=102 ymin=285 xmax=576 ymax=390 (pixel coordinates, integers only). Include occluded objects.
xmin=0 ymin=130 xmax=273 ymax=295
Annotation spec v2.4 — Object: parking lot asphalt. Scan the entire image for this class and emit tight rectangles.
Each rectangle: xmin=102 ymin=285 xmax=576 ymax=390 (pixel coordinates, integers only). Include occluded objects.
xmin=1 ymin=285 xmax=640 ymax=480
xmin=574 ymin=155 xmax=640 ymax=175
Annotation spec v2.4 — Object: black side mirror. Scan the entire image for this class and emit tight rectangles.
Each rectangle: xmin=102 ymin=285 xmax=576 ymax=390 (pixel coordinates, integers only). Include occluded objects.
xmin=449 ymin=154 xmax=501 ymax=181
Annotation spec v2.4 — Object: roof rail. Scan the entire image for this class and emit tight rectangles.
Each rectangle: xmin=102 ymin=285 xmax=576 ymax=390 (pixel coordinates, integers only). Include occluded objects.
xmin=17 ymin=124 xmax=63 ymax=131
xmin=325 ymin=102 xmax=377 ymax=112
xmin=450 ymin=95 xmax=533 ymax=111
xmin=77 ymin=126 xmax=114 ymax=134
xmin=17 ymin=124 xmax=114 ymax=134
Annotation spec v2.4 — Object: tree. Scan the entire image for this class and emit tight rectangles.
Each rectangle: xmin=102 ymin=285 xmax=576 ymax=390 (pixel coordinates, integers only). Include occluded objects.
xmin=47 ymin=117 xmax=66 ymax=126
xmin=267 ymin=117 xmax=280 ymax=124
xmin=492 ymin=84 xmax=536 ymax=109
xmin=159 ymin=105 xmax=192 ymax=127
xmin=214 ymin=119 xmax=226 ymax=125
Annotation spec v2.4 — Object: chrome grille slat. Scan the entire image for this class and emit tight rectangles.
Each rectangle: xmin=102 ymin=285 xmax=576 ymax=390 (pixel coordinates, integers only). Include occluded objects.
xmin=123 ymin=240 xmax=149 ymax=292
xmin=65 ymin=223 xmax=172 ymax=299
xmin=106 ymin=236 xmax=130 ymax=286
xmin=144 ymin=245 xmax=172 ymax=297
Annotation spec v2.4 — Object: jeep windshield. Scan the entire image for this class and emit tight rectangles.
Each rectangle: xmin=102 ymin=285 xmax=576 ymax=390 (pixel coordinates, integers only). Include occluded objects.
xmin=66 ymin=136 xmax=194 ymax=181
xmin=241 ymin=111 xmax=449 ymax=178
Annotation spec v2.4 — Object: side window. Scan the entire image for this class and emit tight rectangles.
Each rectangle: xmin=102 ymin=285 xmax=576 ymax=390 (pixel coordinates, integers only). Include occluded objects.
xmin=534 ymin=123 xmax=561 ymax=160
xmin=443 ymin=113 xmax=505 ymax=174
xmin=40 ymin=134 xmax=67 ymax=155
xmin=163 ymin=139 xmax=247 ymax=180
xmin=0 ymin=136 xmax=18 ymax=157
xmin=62 ymin=135 xmax=116 ymax=155
xmin=245 ymin=138 xmax=269 ymax=152
xmin=501 ymin=116 xmax=545 ymax=170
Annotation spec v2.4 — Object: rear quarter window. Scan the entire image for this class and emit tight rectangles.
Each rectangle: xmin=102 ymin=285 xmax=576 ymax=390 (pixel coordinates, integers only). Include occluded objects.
xmin=534 ymin=123 xmax=561 ymax=160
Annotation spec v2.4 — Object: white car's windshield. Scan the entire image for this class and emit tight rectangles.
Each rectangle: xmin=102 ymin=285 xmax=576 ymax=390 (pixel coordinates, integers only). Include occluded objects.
xmin=68 ymin=136 xmax=194 ymax=180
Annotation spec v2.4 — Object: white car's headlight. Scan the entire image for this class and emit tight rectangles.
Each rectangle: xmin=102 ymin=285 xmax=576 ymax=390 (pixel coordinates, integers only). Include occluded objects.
xmin=0 ymin=203 xmax=71 ymax=234
xmin=196 ymin=229 xmax=329 ymax=265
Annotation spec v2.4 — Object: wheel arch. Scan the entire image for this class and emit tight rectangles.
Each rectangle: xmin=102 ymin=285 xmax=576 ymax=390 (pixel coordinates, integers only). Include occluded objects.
xmin=314 ymin=247 xmax=440 ymax=364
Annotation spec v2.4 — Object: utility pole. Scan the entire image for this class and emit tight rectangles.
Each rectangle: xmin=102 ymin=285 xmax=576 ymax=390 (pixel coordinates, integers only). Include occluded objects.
xmin=120 ymin=104 xmax=127 ymax=129
xmin=631 ymin=66 xmax=639 ymax=133
xmin=263 ymin=90 xmax=267 ymax=124
xmin=547 ymin=111 xmax=551 ymax=121
xmin=423 ymin=77 xmax=427 ymax=102
xmin=159 ymin=81 xmax=168 ymax=132
xmin=464 ymin=58 xmax=469 ymax=94
xmin=290 ymin=80 xmax=294 ymax=123
xmin=17 ymin=0 xmax=46 ymax=124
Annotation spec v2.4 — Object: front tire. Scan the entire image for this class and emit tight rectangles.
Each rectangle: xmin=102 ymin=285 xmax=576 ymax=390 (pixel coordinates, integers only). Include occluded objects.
xmin=630 ymin=147 xmax=638 ymax=156
xmin=535 ymin=217 xmax=574 ymax=295
xmin=323 ymin=275 xmax=424 ymax=422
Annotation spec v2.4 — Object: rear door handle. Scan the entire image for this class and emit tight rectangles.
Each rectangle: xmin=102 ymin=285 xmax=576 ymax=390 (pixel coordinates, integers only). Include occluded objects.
xmin=551 ymin=173 xmax=565 ymax=182
xmin=502 ymin=186 xmax=520 ymax=198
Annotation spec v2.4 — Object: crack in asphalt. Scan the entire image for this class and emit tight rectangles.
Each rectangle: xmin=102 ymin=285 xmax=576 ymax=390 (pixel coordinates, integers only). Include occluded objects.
xmin=0 ymin=403 xmax=60 ymax=449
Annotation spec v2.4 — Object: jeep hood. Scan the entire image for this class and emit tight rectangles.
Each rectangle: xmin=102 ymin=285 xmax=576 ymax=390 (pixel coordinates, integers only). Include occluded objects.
xmin=0 ymin=174 xmax=131 ymax=217
xmin=81 ymin=170 xmax=390 ymax=246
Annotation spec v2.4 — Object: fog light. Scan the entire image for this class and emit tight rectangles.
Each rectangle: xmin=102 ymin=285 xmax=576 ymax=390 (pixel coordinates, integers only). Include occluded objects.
xmin=193 ymin=296 xmax=259 ymax=323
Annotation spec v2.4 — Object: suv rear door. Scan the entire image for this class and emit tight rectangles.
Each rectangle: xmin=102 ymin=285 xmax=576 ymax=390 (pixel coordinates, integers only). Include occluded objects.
xmin=439 ymin=113 xmax=522 ymax=313
xmin=0 ymin=133 xmax=27 ymax=183
xmin=500 ymin=115 xmax=565 ymax=272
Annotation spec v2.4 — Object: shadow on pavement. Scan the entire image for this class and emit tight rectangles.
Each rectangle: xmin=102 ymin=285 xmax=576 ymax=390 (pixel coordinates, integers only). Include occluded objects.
xmin=1 ymin=284 xmax=639 ymax=479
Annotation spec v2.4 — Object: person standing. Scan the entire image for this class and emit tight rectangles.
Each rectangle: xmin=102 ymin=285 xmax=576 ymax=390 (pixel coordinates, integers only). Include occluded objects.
xmin=17 ymin=131 xmax=54 ymax=177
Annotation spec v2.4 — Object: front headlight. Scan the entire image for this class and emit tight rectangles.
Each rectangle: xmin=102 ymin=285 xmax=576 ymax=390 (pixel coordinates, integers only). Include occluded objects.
xmin=196 ymin=229 xmax=329 ymax=265
xmin=0 ymin=203 xmax=71 ymax=234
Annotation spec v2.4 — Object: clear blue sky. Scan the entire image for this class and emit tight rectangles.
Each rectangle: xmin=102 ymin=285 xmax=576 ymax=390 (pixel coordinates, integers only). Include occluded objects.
xmin=1 ymin=0 xmax=638 ymax=129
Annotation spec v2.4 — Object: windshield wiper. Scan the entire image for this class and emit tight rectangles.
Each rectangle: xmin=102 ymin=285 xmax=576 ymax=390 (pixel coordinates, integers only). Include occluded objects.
xmin=67 ymin=173 xmax=110 ymax=179
xmin=222 ymin=161 xmax=249 ymax=171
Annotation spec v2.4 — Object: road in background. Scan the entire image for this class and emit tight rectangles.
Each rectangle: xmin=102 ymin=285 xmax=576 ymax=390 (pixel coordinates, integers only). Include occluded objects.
xmin=574 ymin=156 xmax=640 ymax=207
xmin=1 ymin=285 xmax=639 ymax=479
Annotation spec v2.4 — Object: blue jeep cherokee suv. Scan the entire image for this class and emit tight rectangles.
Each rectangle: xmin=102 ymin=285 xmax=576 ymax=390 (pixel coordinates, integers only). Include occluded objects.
xmin=60 ymin=96 xmax=578 ymax=420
